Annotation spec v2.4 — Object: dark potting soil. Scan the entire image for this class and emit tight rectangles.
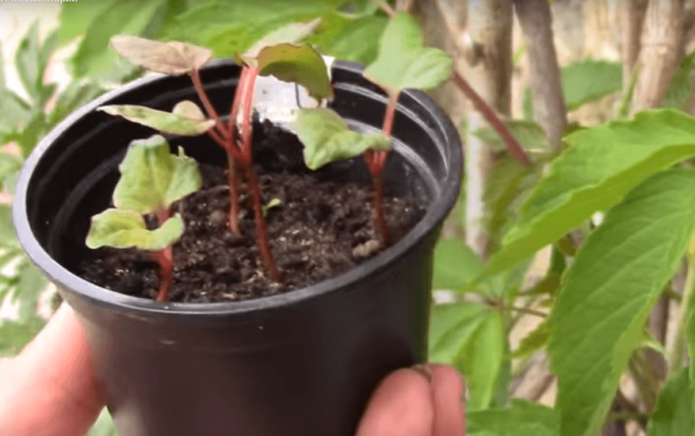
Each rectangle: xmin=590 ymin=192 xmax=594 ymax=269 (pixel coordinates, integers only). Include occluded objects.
xmin=79 ymin=121 xmax=424 ymax=303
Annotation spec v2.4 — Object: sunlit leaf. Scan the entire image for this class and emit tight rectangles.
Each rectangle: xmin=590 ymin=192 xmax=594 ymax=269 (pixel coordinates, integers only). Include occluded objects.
xmin=432 ymin=238 xmax=483 ymax=291
xmin=243 ymin=18 xmax=322 ymax=60
xmin=467 ymin=400 xmax=559 ymax=436
xmin=646 ymin=369 xmax=694 ymax=436
xmin=549 ymin=169 xmax=695 ymax=436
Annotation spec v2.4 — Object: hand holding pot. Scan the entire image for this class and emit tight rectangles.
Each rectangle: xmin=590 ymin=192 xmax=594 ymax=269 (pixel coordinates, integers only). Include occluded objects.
xmin=0 ymin=304 xmax=465 ymax=436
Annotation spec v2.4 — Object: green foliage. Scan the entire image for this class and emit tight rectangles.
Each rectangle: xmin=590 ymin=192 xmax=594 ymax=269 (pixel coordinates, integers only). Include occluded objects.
xmin=511 ymin=319 xmax=549 ymax=358
xmin=88 ymin=408 xmax=119 ymax=436
xmin=363 ymin=12 xmax=452 ymax=97
xmin=0 ymin=316 xmax=44 ymax=357
xmin=316 ymin=14 xmax=386 ymax=65
xmin=487 ymin=109 xmax=695 ymax=277
xmin=432 ymin=238 xmax=482 ymax=291
xmin=99 ymin=102 xmax=215 ymax=136
xmin=467 ymin=400 xmax=559 ymax=436
xmin=549 ymin=169 xmax=695 ymax=436
xmin=87 ymin=209 xmax=185 ymax=251
xmin=662 ymin=53 xmax=695 ymax=111
xmin=241 ymin=19 xmax=322 ymax=60
xmin=561 ymin=59 xmax=622 ymax=111
xmin=473 ymin=120 xmax=551 ymax=152
xmin=646 ymin=369 xmax=695 ymax=436
xmin=257 ymin=43 xmax=334 ymax=100
xmin=291 ymin=108 xmax=391 ymax=170
xmin=113 ymin=136 xmax=202 ymax=214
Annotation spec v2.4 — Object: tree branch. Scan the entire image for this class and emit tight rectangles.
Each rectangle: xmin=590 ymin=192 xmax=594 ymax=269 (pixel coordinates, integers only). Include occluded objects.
xmin=622 ymin=0 xmax=648 ymax=91
xmin=512 ymin=0 xmax=567 ymax=149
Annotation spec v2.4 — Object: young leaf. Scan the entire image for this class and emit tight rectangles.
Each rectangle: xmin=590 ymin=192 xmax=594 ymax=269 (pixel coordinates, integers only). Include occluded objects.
xmin=113 ymin=136 xmax=202 ymax=214
xmin=86 ymin=209 xmax=184 ymax=252
xmin=487 ymin=109 xmax=695 ymax=277
xmin=110 ymin=35 xmax=212 ymax=75
xmin=243 ymin=18 xmax=322 ymax=60
xmin=429 ymin=302 xmax=488 ymax=364
xmin=363 ymin=12 xmax=452 ymax=96
xmin=645 ymin=369 xmax=695 ymax=436
xmin=291 ymin=108 xmax=390 ymax=170
xmin=549 ymin=169 xmax=695 ymax=436
xmin=257 ymin=43 xmax=334 ymax=101
xmin=467 ymin=400 xmax=559 ymax=436
xmin=99 ymin=102 xmax=215 ymax=136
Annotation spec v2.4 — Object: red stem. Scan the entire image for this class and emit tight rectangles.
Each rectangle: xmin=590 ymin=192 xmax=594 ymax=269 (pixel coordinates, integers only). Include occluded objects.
xmin=451 ymin=72 xmax=531 ymax=166
xmin=240 ymin=67 xmax=259 ymax=158
xmin=244 ymin=164 xmax=281 ymax=281
xmin=153 ymin=208 xmax=174 ymax=302
xmin=229 ymin=67 xmax=250 ymax=134
xmin=227 ymin=153 xmax=241 ymax=235
xmin=364 ymin=93 xmax=398 ymax=246
xmin=191 ymin=68 xmax=231 ymax=140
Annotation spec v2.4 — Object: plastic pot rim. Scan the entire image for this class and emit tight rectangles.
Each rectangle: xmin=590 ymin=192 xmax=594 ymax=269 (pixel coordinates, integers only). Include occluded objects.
xmin=12 ymin=60 xmax=462 ymax=319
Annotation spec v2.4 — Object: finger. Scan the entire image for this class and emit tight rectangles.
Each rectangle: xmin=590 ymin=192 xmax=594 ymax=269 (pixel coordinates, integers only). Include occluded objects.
xmin=356 ymin=368 xmax=435 ymax=436
xmin=430 ymin=365 xmax=465 ymax=436
xmin=0 ymin=303 xmax=104 ymax=436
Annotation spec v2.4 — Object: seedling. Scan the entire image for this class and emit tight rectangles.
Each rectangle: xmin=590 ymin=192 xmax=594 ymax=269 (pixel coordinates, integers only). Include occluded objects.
xmin=292 ymin=12 xmax=452 ymax=246
xmin=86 ymin=135 xmax=202 ymax=302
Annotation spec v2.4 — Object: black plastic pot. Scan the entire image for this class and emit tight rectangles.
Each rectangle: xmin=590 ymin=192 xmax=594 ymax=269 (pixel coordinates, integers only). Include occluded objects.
xmin=13 ymin=60 xmax=462 ymax=436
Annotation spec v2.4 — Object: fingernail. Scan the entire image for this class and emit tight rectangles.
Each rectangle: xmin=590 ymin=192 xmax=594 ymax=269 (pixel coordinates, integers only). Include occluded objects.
xmin=411 ymin=363 xmax=433 ymax=384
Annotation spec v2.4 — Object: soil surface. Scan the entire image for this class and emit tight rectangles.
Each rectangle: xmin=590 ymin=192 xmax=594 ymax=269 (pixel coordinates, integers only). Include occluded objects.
xmin=79 ymin=121 xmax=423 ymax=302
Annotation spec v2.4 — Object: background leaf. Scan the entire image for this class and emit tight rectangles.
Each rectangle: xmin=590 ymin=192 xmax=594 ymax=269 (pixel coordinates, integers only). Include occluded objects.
xmin=463 ymin=311 xmax=505 ymax=410
xmin=0 ymin=317 xmax=44 ymax=357
xmin=467 ymin=399 xmax=559 ymax=436
xmin=473 ymin=120 xmax=551 ymax=152
xmin=646 ymin=368 xmax=695 ymax=436
xmin=561 ymin=59 xmax=622 ymax=111
xmin=549 ymin=169 xmax=695 ymax=436
xmin=429 ymin=302 xmax=487 ymax=364
xmin=488 ymin=109 xmax=695 ymax=276
xmin=363 ymin=12 xmax=452 ymax=95
xmin=432 ymin=238 xmax=483 ymax=291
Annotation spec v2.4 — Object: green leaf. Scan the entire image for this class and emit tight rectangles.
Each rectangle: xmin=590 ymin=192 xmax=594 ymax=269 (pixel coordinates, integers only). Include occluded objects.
xmin=432 ymin=238 xmax=483 ymax=291
xmin=549 ymin=169 xmax=695 ymax=436
xmin=257 ymin=43 xmax=334 ymax=101
xmin=113 ymin=136 xmax=202 ymax=213
xmin=99 ymin=102 xmax=214 ymax=136
xmin=291 ymin=108 xmax=390 ymax=170
xmin=484 ymin=156 xmax=537 ymax=250
xmin=0 ymin=154 xmax=24 ymax=184
xmin=561 ymin=59 xmax=622 ymax=111
xmin=0 ymin=205 xmax=20 ymax=250
xmin=262 ymin=198 xmax=282 ymax=216
xmin=662 ymin=53 xmax=695 ymax=111
xmin=243 ymin=18 xmax=322 ymax=60
xmin=467 ymin=399 xmax=559 ymax=436
xmin=646 ymin=369 xmax=695 ymax=436
xmin=88 ymin=408 xmax=118 ymax=436
xmin=487 ymin=109 xmax=695 ymax=277
xmin=317 ymin=14 xmax=386 ymax=65
xmin=15 ymin=264 xmax=48 ymax=321
xmin=364 ymin=12 xmax=452 ymax=96
xmin=0 ymin=316 xmax=45 ymax=357
xmin=110 ymin=35 xmax=212 ymax=76
xmin=87 ymin=209 xmax=184 ymax=252
xmin=164 ymin=0 xmax=333 ymax=57
xmin=59 ymin=1 xmax=113 ymax=45
xmin=71 ymin=0 xmax=164 ymax=78
xmin=429 ymin=302 xmax=487 ymax=364
xmin=463 ymin=311 xmax=505 ymax=410
xmin=15 ymin=22 xmax=43 ymax=103
xmin=473 ymin=120 xmax=551 ymax=152
xmin=511 ymin=319 xmax=549 ymax=358
xmin=48 ymin=80 xmax=108 ymax=128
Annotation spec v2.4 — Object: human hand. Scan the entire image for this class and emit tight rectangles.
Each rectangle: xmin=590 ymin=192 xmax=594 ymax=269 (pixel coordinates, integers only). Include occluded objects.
xmin=0 ymin=304 xmax=465 ymax=436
